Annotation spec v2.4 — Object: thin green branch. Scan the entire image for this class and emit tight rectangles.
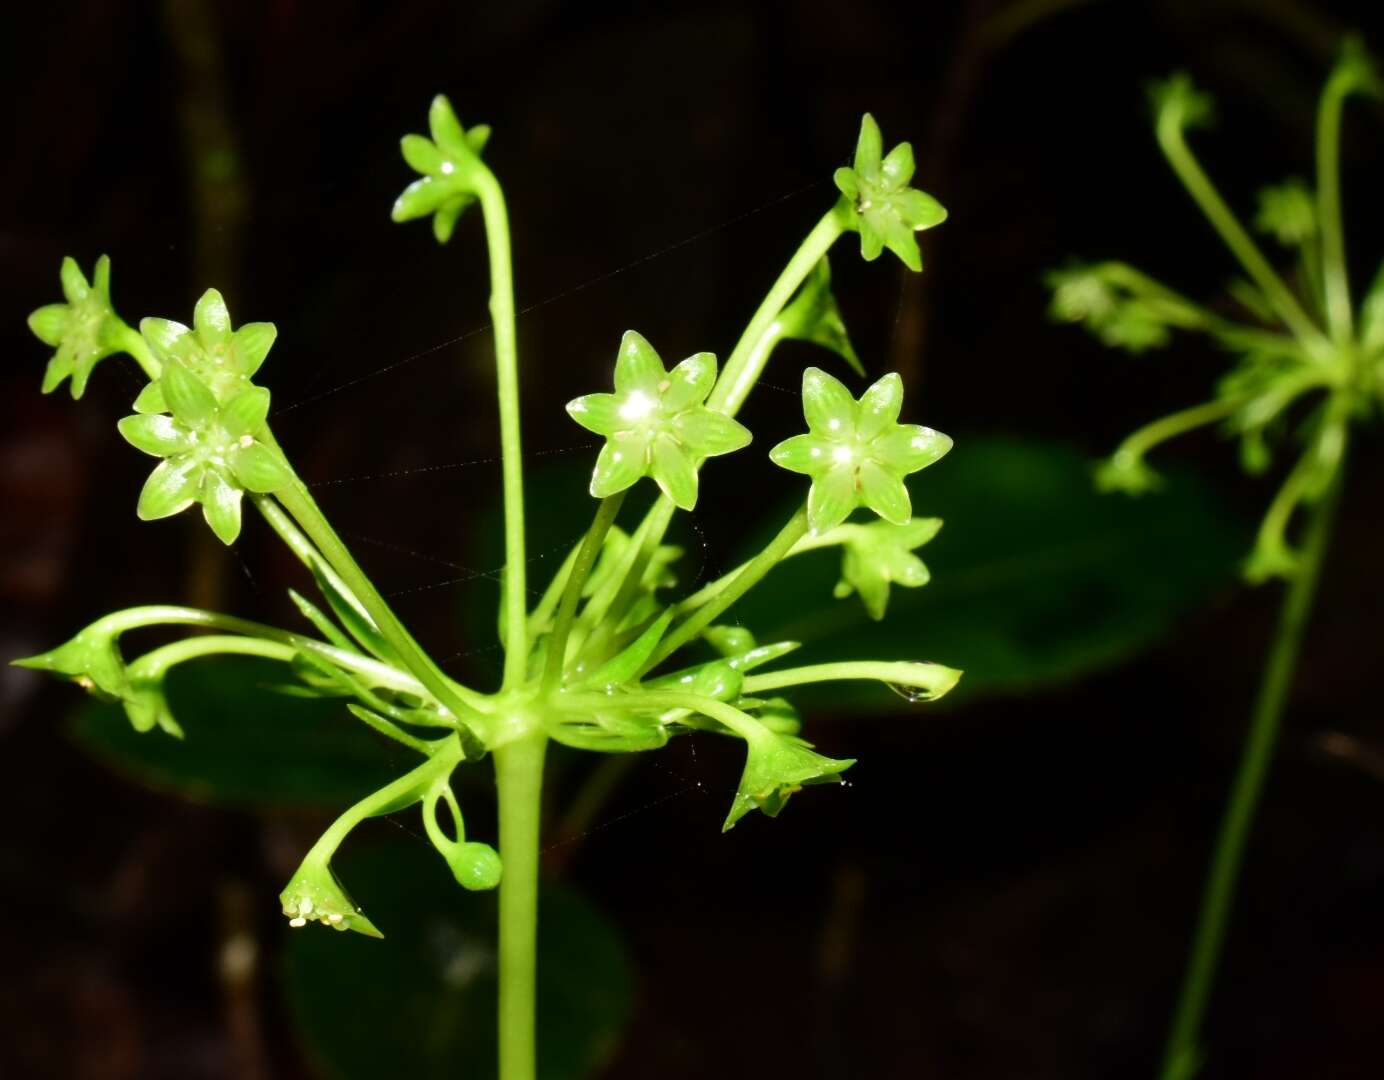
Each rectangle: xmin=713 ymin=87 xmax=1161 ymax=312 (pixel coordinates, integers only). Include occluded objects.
xmin=1156 ymin=118 xmax=1327 ymax=352
xmin=707 ymin=206 xmax=847 ymax=417
xmin=1158 ymin=470 xmax=1343 ymax=1080
xmin=641 ymin=506 xmax=809 ymax=674
xmin=1316 ymin=63 xmax=1357 ymax=343
xmin=742 ymin=660 xmax=961 ymax=699
xmin=543 ymin=493 xmax=625 ymax=692
xmin=476 ymin=171 xmax=529 ymax=690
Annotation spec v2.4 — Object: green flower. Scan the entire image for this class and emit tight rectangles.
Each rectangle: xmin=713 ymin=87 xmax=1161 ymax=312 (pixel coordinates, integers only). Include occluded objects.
xmin=833 ymin=114 xmax=948 ymax=272
xmin=832 ymin=517 xmax=942 ymax=620
xmin=391 ymin=95 xmax=491 ymax=244
xmin=118 ymin=362 xmax=292 ymax=544
xmin=1047 ymin=265 xmax=1118 ymax=326
xmin=770 ymin=368 xmax=952 ymax=534
xmin=567 ymin=330 xmax=752 ymax=510
xmin=1149 ymin=73 xmax=1215 ymax=131
xmin=280 ymin=856 xmax=383 ymax=938
xmin=13 ymin=618 xmax=130 ymax=701
xmin=28 ymin=255 xmax=134 ymax=399
xmin=723 ymin=725 xmax=854 ymax=831
xmin=1094 ymin=448 xmax=1163 ymax=495
xmin=1255 ymin=180 xmax=1317 ymax=246
xmin=134 ymin=288 xmax=277 ymax=412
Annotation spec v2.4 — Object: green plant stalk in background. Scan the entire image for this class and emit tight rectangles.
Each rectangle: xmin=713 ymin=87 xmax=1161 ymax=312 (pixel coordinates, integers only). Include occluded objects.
xmin=18 ymin=102 xmax=959 ymax=1079
xmin=1048 ymin=41 xmax=1383 ymax=1080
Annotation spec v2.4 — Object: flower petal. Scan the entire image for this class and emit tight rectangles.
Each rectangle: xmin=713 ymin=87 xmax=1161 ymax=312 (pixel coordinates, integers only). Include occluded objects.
xmin=857 ymin=460 xmax=911 ymax=524
xmin=613 ymin=330 xmax=665 ymax=394
xmin=201 ymin=468 xmax=244 ymax=544
xmin=807 ymin=465 xmax=858 ymax=534
xmin=674 ymin=408 xmax=751 ymax=457
xmin=132 ymin=381 xmax=167 ymax=415
xmin=193 ymin=288 xmax=232 ymax=347
xmin=401 ymin=133 xmax=445 ymax=175
xmin=871 ymin=424 xmax=953 ymax=475
xmin=858 ymin=224 xmax=885 ymax=262
xmin=230 ymin=322 xmax=277 ymax=378
xmin=220 ymin=386 xmax=271 ymax=439
xmin=118 ymin=413 xmax=194 ymax=457
xmin=466 ymin=124 xmax=491 ymax=154
xmin=41 ymin=349 xmax=74 ymax=395
xmin=433 ymin=197 xmax=471 ymax=243
xmin=768 ymin=433 xmax=832 ymax=475
xmin=879 ymin=217 xmax=923 ymax=272
xmin=662 ymin=351 xmax=717 ymax=412
xmin=566 ymin=393 xmax=621 ymax=436
xmin=27 ymin=304 xmax=70 ymax=347
xmin=428 ymin=95 xmax=468 ymax=156
xmin=137 ymin=458 xmax=200 ymax=520
xmin=161 ymin=361 xmax=218 ymax=428
xmin=60 ymin=257 xmax=90 ymax=304
xmin=91 ymin=255 xmax=112 ymax=299
xmin=650 ymin=434 xmax=698 ymax=510
xmin=854 ymin=114 xmax=882 ymax=178
xmin=833 ymin=167 xmax=859 ymax=201
xmin=140 ymin=317 xmax=195 ymax=364
xmin=392 ymin=176 xmax=449 ymax=222
xmin=880 ymin=142 xmax=915 ymax=187
xmin=590 ymin=436 xmax=647 ymax=498
xmin=801 ymin=367 xmax=857 ymax=436
xmin=855 ymin=372 xmax=903 ymax=440
xmin=894 ymin=188 xmax=948 ymax=230
xmin=230 ymin=442 xmax=292 ymax=493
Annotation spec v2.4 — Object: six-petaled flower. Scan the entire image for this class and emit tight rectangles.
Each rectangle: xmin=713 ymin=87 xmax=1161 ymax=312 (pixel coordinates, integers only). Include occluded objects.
xmin=771 ymin=367 xmax=952 ymax=534
xmin=567 ymin=330 xmax=752 ymax=510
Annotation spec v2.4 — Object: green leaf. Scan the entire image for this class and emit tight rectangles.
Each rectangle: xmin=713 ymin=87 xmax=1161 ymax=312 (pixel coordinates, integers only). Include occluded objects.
xmin=68 ymin=656 xmax=402 ymax=807
xmin=284 ymin=842 xmax=633 ymax=1080
xmin=733 ymin=435 xmax=1248 ymax=707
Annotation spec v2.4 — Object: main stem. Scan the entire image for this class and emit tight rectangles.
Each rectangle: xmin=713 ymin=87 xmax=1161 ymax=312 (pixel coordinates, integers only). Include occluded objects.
xmin=1158 ymin=477 xmax=1341 ymax=1080
xmin=494 ymin=732 xmax=547 ymax=1080
xmin=477 ymin=172 xmax=529 ymax=690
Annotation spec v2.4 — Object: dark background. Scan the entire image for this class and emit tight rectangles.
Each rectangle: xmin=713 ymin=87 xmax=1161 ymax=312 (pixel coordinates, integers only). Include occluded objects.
xmin=4 ymin=1 xmax=1384 ymax=1077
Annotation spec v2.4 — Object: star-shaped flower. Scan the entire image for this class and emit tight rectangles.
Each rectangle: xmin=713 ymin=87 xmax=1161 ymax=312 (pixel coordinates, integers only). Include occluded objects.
xmin=134 ymin=288 xmax=277 ymax=412
xmin=391 ymin=94 xmax=492 ymax=244
xmin=567 ymin=330 xmax=752 ymax=510
xmin=832 ymin=517 xmax=942 ymax=620
xmin=833 ymin=114 xmax=948 ymax=272
xmin=28 ymin=255 xmax=133 ymax=399
xmin=118 ymin=361 xmax=292 ymax=544
xmin=723 ymin=725 xmax=855 ymax=831
xmin=770 ymin=368 xmax=952 ymax=534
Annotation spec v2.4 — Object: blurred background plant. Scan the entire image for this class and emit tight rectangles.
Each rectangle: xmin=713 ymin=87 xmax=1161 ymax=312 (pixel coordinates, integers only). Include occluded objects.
xmin=2 ymin=1 xmax=1382 ymax=1078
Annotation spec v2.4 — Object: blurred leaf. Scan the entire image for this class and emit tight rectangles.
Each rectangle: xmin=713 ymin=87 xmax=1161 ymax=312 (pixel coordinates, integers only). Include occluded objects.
xmin=69 ymin=656 xmax=402 ymax=807
xmin=730 ymin=435 xmax=1247 ymax=707
xmin=284 ymin=841 xmax=633 ymax=1080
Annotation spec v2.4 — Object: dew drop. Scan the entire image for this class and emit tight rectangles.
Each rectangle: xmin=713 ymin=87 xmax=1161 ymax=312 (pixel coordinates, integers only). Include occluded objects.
xmin=886 ymin=682 xmax=931 ymax=703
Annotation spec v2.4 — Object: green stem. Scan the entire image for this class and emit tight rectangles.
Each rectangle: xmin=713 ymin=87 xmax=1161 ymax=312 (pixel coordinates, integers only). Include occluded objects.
xmin=493 ymin=732 xmax=547 ymax=1080
xmin=642 ymin=506 xmax=809 ymax=674
xmin=1157 ymin=473 xmax=1342 ymax=1080
xmin=527 ymin=543 xmax=581 ymax=640
xmin=476 ymin=171 xmax=529 ymax=689
xmin=1316 ymin=67 xmax=1354 ymax=343
xmin=270 ymin=477 xmax=483 ymax=719
xmin=113 ymin=321 xmax=161 ymax=380
xmin=1156 ymin=119 xmax=1326 ymax=352
xmin=742 ymin=659 xmax=961 ymax=699
xmin=130 ymin=633 xmax=292 ymax=672
xmin=707 ymin=207 xmax=846 ymax=417
xmin=543 ymin=493 xmax=625 ymax=692
xmin=1113 ymin=396 xmax=1251 ymax=463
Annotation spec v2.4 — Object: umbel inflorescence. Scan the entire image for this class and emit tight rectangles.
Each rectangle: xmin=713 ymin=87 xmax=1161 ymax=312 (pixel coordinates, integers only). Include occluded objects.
xmin=19 ymin=95 xmax=959 ymax=1078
